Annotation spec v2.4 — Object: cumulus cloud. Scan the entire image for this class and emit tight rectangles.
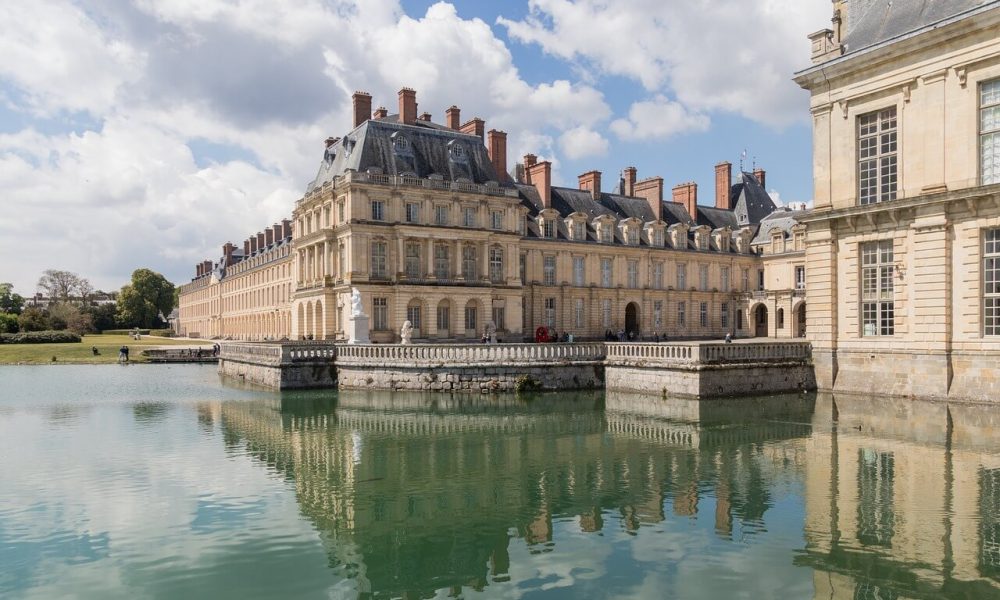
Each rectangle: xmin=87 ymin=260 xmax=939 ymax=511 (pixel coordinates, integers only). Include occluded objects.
xmin=498 ymin=0 xmax=829 ymax=127
xmin=559 ymin=126 xmax=608 ymax=160
xmin=609 ymin=97 xmax=709 ymax=141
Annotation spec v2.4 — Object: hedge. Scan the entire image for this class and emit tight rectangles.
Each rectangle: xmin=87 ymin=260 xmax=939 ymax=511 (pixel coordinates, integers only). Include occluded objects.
xmin=148 ymin=329 xmax=174 ymax=337
xmin=99 ymin=329 xmax=151 ymax=335
xmin=0 ymin=331 xmax=82 ymax=344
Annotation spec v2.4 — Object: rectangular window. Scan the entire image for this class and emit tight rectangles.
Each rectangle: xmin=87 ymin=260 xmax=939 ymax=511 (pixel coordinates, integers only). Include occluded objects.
xmin=574 ymin=298 xmax=585 ymax=329
xmin=371 ymin=199 xmax=385 ymax=221
xmin=544 ymin=298 xmax=556 ymax=328
xmin=795 ymin=266 xmax=806 ymax=290
xmin=720 ymin=267 xmax=730 ymax=292
xmin=338 ymin=242 xmax=346 ymax=278
xmin=520 ymin=254 xmax=527 ymax=285
xmin=601 ymin=258 xmax=613 ymax=287
xmin=404 ymin=243 xmax=421 ymax=279
xmin=434 ymin=244 xmax=450 ymax=279
xmin=654 ymin=300 xmax=663 ymax=328
xmin=652 ymin=262 xmax=664 ymax=289
xmin=858 ymin=107 xmax=898 ymax=205
xmin=491 ymin=210 xmax=503 ymax=230
xmin=602 ymin=299 xmax=612 ymax=328
xmin=463 ymin=245 xmax=478 ymax=280
xmin=627 ymin=260 xmax=638 ymax=288
xmin=677 ymin=263 xmax=687 ymax=289
xmin=677 ymin=301 xmax=686 ymax=327
xmin=492 ymin=306 xmax=506 ymax=331
xmin=757 ymin=269 xmax=765 ymax=291
xmin=573 ymin=222 xmax=585 ymax=241
xmin=543 ymin=219 xmax=555 ymax=238
xmin=573 ymin=256 xmax=585 ymax=286
xmin=465 ymin=305 xmax=477 ymax=331
xmin=543 ymin=255 xmax=556 ymax=286
xmin=489 ymin=246 xmax=504 ymax=283
xmin=699 ymin=302 xmax=708 ymax=327
xmin=742 ymin=268 xmax=750 ymax=291
xmin=437 ymin=304 xmax=450 ymax=331
xmin=463 ymin=206 xmax=476 ymax=228
xmin=652 ymin=229 xmax=664 ymax=247
xmin=984 ymin=229 xmax=1000 ymax=335
xmin=982 ymin=80 xmax=1000 ymax=185
xmin=721 ymin=302 xmax=729 ymax=329
xmin=405 ymin=202 xmax=420 ymax=223
xmin=699 ymin=264 xmax=709 ymax=291
xmin=373 ymin=297 xmax=388 ymax=330
xmin=406 ymin=304 xmax=421 ymax=330
xmin=861 ymin=240 xmax=894 ymax=336
xmin=601 ymin=223 xmax=613 ymax=243
xmin=435 ymin=205 xmax=448 ymax=226
xmin=370 ymin=241 xmax=387 ymax=279
xmin=338 ymin=201 xmax=345 ymax=223
xmin=627 ymin=227 xmax=639 ymax=245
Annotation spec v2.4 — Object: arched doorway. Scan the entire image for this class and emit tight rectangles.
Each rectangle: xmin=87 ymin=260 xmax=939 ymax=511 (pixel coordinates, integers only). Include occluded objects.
xmin=625 ymin=302 xmax=640 ymax=338
xmin=794 ymin=302 xmax=806 ymax=338
xmin=753 ymin=304 xmax=768 ymax=337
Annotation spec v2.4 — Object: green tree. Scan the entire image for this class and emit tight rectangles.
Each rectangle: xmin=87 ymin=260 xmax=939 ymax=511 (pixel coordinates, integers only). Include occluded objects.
xmin=116 ymin=269 xmax=175 ymax=328
xmin=0 ymin=283 xmax=25 ymax=314
xmin=84 ymin=303 xmax=118 ymax=332
xmin=0 ymin=312 xmax=18 ymax=333
xmin=17 ymin=307 xmax=48 ymax=332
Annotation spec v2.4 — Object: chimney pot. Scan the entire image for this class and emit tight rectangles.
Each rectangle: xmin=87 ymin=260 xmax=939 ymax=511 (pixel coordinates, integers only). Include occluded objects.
xmin=446 ymin=105 xmax=461 ymax=130
xmin=398 ymin=87 xmax=417 ymax=125
xmin=373 ymin=106 xmax=388 ymax=119
xmin=715 ymin=161 xmax=732 ymax=210
xmin=352 ymin=91 xmax=372 ymax=128
xmin=419 ymin=112 xmax=432 ymax=122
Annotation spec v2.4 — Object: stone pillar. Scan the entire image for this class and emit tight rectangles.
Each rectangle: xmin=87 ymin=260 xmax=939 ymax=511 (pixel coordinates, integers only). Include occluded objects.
xmin=805 ymin=222 xmax=838 ymax=389
xmin=910 ymin=206 xmax=950 ymax=396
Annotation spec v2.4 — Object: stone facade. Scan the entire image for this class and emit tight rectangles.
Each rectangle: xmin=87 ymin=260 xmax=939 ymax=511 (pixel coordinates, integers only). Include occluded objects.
xmin=795 ymin=1 xmax=1000 ymax=400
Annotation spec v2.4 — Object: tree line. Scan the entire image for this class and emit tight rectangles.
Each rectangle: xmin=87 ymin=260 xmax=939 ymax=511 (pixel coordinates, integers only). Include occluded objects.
xmin=0 ymin=269 xmax=175 ymax=334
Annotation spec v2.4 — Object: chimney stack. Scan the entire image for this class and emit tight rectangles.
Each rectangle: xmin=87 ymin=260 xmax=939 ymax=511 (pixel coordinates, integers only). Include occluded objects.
xmin=223 ymin=243 xmax=235 ymax=267
xmin=257 ymin=232 xmax=266 ymax=251
xmin=398 ymin=87 xmax=417 ymax=125
xmin=203 ymin=260 xmax=212 ymax=276
xmin=249 ymin=235 xmax=258 ymax=254
xmin=282 ymin=219 xmax=292 ymax=239
xmin=244 ymin=239 xmax=250 ymax=256
xmin=672 ymin=182 xmax=699 ymax=222
xmin=523 ymin=154 xmax=538 ymax=184
xmin=272 ymin=224 xmax=282 ymax=244
xmin=634 ymin=177 xmax=664 ymax=221
xmin=487 ymin=130 xmax=508 ymax=182
xmin=418 ymin=112 xmax=432 ymax=122
xmin=446 ymin=106 xmax=461 ymax=130
xmin=624 ymin=167 xmax=637 ymax=197
xmin=196 ymin=263 xmax=203 ymax=277
xmin=460 ymin=117 xmax=485 ymax=140
xmin=373 ymin=106 xmax=387 ymax=119
xmin=353 ymin=91 xmax=372 ymax=128
xmin=527 ymin=161 xmax=552 ymax=208
xmin=578 ymin=170 xmax=602 ymax=201
xmin=715 ymin=161 xmax=732 ymax=210
xmin=753 ymin=167 xmax=766 ymax=189
xmin=264 ymin=227 xmax=274 ymax=247
xmin=325 ymin=136 xmax=339 ymax=148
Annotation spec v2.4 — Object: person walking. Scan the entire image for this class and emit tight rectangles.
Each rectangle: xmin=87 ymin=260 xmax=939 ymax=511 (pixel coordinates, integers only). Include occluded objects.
xmin=118 ymin=345 xmax=129 ymax=363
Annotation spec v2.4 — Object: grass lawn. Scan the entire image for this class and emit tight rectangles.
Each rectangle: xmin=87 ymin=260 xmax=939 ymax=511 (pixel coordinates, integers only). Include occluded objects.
xmin=0 ymin=334 xmax=213 ymax=365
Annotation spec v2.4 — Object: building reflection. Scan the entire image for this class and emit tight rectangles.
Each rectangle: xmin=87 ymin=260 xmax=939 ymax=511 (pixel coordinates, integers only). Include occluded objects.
xmin=799 ymin=392 xmax=1000 ymax=599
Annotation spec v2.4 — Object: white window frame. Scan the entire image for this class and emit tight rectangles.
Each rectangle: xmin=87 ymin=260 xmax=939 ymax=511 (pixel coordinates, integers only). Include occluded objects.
xmin=858 ymin=107 xmax=898 ymax=205
xmin=861 ymin=239 xmax=894 ymax=336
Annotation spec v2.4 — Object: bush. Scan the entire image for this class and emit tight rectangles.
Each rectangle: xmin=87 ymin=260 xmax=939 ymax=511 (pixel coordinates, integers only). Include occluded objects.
xmin=98 ymin=329 xmax=151 ymax=335
xmin=17 ymin=307 xmax=48 ymax=332
xmin=0 ymin=312 xmax=18 ymax=334
xmin=148 ymin=329 xmax=174 ymax=337
xmin=0 ymin=330 xmax=81 ymax=344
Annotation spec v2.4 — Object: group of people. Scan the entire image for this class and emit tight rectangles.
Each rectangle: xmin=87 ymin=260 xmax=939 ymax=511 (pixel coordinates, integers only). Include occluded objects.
xmin=604 ymin=329 xmax=645 ymax=342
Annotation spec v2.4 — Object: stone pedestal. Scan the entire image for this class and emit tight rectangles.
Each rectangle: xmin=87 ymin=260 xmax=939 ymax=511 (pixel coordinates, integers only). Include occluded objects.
xmin=348 ymin=315 xmax=370 ymax=344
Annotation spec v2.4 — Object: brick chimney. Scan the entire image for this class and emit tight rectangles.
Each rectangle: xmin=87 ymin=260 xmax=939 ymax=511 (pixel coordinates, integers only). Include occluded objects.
xmin=634 ymin=177 xmax=664 ymax=221
xmin=196 ymin=263 xmax=203 ymax=277
xmin=623 ymin=167 xmax=637 ymax=197
xmin=527 ymin=161 xmax=552 ymax=208
xmin=203 ymin=260 xmax=212 ymax=275
xmin=398 ymin=88 xmax=417 ymax=125
xmin=523 ymin=154 xmax=538 ymax=184
xmin=243 ymin=239 xmax=251 ymax=256
xmin=578 ymin=170 xmax=602 ymax=201
xmin=419 ymin=112 xmax=432 ymax=122
xmin=715 ymin=161 xmax=732 ymax=210
xmin=353 ymin=91 xmax=372 ymax=128
xmin=264 ymin=227 xmax=274 ymax=247
xmin=672 ymin=182 xmax=699 ymax=221
xmin=223 ymin=243 xmax=235 ymax=267
xmin=282 ymin=219 xmax=292 ymax=239
xmin=753 ymin=167 xmax=766 ymax=188
xmin=373 ymin=106 xmax=388 ymax=119
xmin=256 ymin=232 xmax=266 ymax=251
xmin=249 ymin=235 xmax=258 ymax=254
xmin=446 ymin=106 xmax=461 ymax=130
xmin=487 ymin=130 xmax=508 ymax=182
xmin=460 ymin=117 xmax=485 ymax=140
xmin=325 ymin=136 xmax=339 ymax=148
xmin=272 ymin=224 xmax=282 ymax=244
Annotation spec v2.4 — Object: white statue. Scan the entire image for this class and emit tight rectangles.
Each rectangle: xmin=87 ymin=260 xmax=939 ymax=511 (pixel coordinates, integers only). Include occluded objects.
xmin=350 ymin=287 xmax=364 ymax=317
xmin=400 ymin=320 xmax=413 ymax=345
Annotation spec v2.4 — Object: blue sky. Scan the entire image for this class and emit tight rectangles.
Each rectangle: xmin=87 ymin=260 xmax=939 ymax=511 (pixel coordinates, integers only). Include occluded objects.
xmin=0 ymin=0 xmax=829 ymax=293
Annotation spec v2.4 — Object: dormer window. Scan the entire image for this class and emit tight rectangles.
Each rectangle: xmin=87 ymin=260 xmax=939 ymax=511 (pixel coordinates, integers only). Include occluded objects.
xmin=652 ymin=229 xmax=665 ymax=247
xmin=600 ymin=222 xmax=613 ymax=243
xmin=448 ymin=140 xmax=467 ymax=162
xmin=627 ymin=227 xmax=639 ymax=245
xmin=392 ymin=132 xmax=411 ymax=154
xmin=572 ymin=221 xmax=585 ymax=241
xmin=543 ymin=219 xmax=555 ymax=238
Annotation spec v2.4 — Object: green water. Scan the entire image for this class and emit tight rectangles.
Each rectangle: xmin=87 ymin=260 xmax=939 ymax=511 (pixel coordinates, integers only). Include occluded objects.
xmin=1 ymin=365 xmax=998 ymax=599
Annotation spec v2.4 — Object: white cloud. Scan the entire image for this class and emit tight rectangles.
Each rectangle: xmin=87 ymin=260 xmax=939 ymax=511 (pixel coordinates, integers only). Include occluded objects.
xmin=610 ymin=97 xmax=709 ymax=141
xmin=499 ymin=0 xmax=829 ymax=127
xmin=559 ymin=126 xmax=608 ymax=160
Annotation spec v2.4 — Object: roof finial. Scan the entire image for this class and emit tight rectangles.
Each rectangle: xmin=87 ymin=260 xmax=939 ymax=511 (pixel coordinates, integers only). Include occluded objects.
xmin=740 ymin=148 xmax=747 ymax=171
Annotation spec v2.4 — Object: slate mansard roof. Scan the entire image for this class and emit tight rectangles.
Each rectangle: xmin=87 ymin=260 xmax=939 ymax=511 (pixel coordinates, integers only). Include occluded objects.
xmin=843 ymin=0 xmax=997 ymax=54
xmin=307 ymin=116 xmax=502 ymax=193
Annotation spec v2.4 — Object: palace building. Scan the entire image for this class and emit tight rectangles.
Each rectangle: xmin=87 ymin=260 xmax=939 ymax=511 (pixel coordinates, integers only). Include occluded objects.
xmin=795 ymin=0 xmax=1000 ymax=401
xmin=178 ymin=88 xmax=803 ymax=343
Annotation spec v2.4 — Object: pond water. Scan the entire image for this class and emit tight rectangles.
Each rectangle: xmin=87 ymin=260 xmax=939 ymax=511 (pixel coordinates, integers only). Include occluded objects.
xmin=1 ymin=365 xmax=999 ymax=599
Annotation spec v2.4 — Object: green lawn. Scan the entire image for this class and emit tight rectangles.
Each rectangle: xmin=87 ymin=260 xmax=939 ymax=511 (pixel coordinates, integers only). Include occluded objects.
xmin=0 ymin=334 xmax=212 ymax=365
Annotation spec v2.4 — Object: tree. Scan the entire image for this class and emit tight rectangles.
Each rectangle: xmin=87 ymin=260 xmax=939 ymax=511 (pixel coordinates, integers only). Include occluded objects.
xmin=0 ymin=283 xmax=25 ymax=314
xmin=48 ymin=302 xmax=94 ymax=334
xmin=37 ymin=270 xmax=89 ymax=302
xmin=17 ymin=307 xmax=48 ymax=332
xmin=116 ymin=269 xmax=175 ymax=328
xmin=0 ymin=312 xmax=18 ymax=333
xmin=84 ymin=303 xmax=118 ymax=332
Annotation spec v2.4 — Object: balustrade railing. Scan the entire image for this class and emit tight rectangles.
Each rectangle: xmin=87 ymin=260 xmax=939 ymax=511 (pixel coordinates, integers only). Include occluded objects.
xmin=606 ymin=341 xmax=810 ymax=366
xmin=344 ymin=171 xmax=520 ymax=198
xmin=336 ymin=342 xmax=606 ymax=366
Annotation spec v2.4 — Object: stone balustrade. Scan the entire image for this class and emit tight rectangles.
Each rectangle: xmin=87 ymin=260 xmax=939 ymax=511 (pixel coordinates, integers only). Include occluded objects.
xmin=336 ymin=342 xmax=606 ymax=368
xmin=343 ymin=171 xmax=520 ymax=198
xmin=605 ymin=341 xmax=811 ymax=368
